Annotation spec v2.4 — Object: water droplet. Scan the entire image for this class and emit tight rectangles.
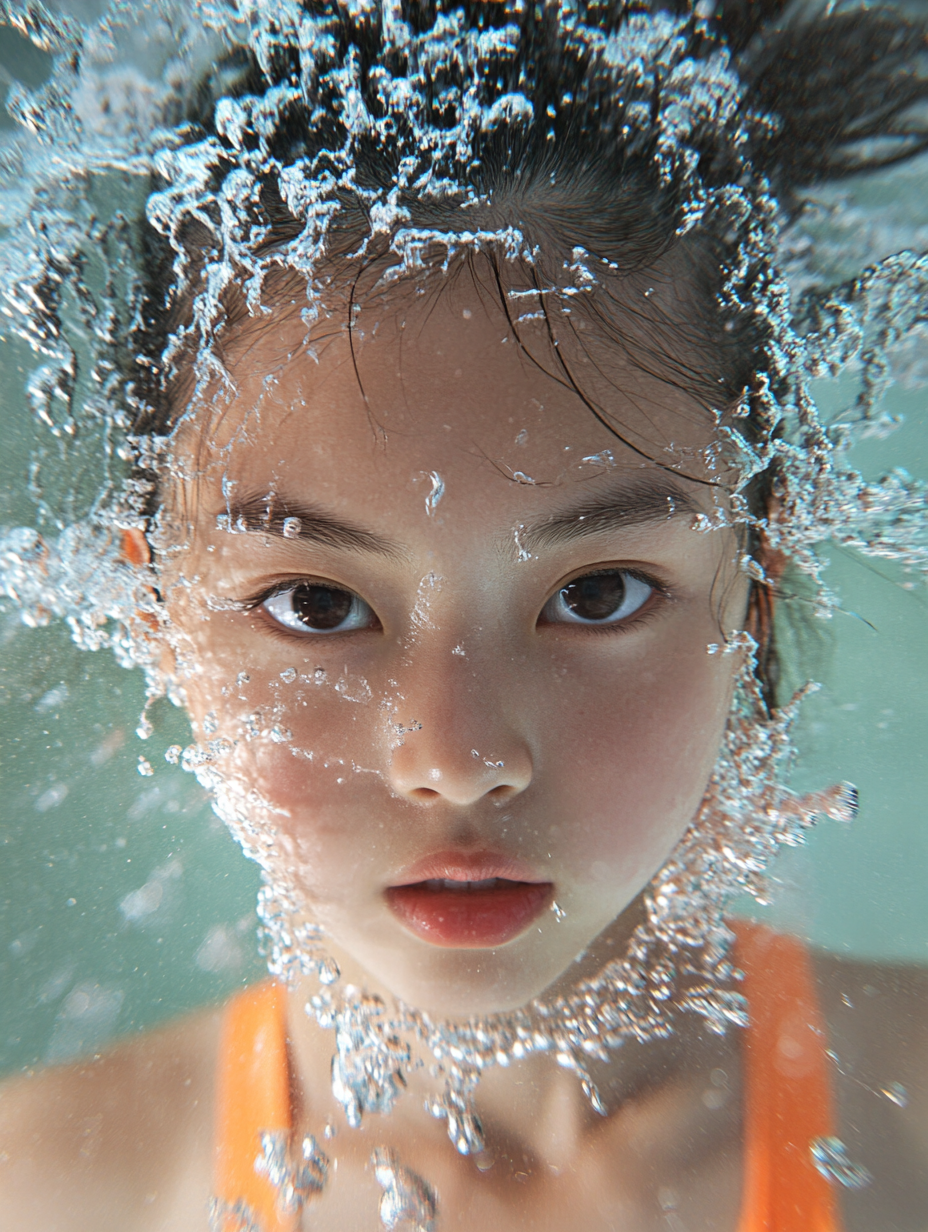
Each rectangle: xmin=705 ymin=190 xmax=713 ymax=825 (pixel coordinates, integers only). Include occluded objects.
xmin=164 ymin=745 xmax=181 ymax=764
xmin=424 ymin=471 xmax=444 ymax=516
xmin=136 ymin=714 xmax=153 ymax=740
xmin=280 ymin=667 xmax=297 ymax=683
xmin=254 ymin=1129 xmax=329 ymax=1215
xmin=202 ymin=710 xmax=218 ymax=735
xmin=451 ymin=644 xmax=465 ymax=656
xmin=318 ymin=957 xmax=341 ymax=985
xmin=137 ymin=756 xmax=154 ymax=777
xmin=881 ymin=1081 xmax=908 ymax=1108
xmin=513 ymin=526 xmax=532 ymax=562
xmin=580 ymin=450 xmax=615 ymax=467
xmin=810 ymin=1137 xmax=872 ymax=1189
xmin=282 ymin=517 xmax=302 ymax=538
xmin=550 ymin=901 xmax=566 ymax=922
xmin=372 ymin=1147 xmax=437 ymax=1231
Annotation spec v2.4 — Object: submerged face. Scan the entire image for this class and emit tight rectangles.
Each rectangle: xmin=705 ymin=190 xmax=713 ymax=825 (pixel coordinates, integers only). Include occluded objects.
xmin=161 ymin=277 xmax=751 ymax=1016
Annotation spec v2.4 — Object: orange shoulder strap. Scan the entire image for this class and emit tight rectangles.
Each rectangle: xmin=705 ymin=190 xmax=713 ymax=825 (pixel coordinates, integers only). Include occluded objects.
xmin=733 ymin=921 xmax=842 ymax=1232
xmin=213 ymin=980 xmax=297 ymax=1232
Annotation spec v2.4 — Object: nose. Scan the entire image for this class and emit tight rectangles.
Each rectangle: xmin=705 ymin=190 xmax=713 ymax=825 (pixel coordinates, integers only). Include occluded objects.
xmin=386 ymin=648 xmax=534 ymax=806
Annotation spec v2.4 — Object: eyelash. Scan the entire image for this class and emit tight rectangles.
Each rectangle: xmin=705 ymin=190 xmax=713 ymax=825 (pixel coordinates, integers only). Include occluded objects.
xmin=540 ymin=568 xmax=668 ymax=635
xmin=242 ymin=578 xmax=380 ymax=640
xmin=240 ymin=568 xmax=670 ymax=641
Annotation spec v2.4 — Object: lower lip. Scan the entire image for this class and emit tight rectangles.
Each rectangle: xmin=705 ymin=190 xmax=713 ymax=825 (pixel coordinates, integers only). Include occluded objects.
xmin=384 ymin=879 xmax=553 ymax=948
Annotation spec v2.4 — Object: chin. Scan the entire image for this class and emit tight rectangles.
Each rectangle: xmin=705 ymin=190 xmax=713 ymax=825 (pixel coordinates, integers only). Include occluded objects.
xmin=352 ymin=942 xmax=570 ymax=1020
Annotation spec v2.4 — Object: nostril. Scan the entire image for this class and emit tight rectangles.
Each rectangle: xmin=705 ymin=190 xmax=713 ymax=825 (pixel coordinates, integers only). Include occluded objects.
xmin=409 ymin=787 xmax=441 ymax=801
xmin=487 ymin=783 xmax=518 ymax=799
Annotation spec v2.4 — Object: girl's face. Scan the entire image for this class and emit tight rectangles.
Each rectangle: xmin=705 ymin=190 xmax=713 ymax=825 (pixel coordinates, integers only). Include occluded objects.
xmin=164 ymin=281 xmax=751 ymax=1017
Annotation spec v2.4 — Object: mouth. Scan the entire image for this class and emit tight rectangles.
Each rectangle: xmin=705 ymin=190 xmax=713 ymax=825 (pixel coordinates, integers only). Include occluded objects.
xmin=385 ymin=854 xmax=553 ymax=948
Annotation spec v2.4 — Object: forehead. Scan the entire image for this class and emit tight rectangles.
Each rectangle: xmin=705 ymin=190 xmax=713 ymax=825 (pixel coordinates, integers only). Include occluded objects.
xmin=179 ymin=278 xmax=730 ymax=531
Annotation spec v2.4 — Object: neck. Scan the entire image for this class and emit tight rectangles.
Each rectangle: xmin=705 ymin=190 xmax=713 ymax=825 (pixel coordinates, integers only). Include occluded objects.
xmin=283 ymin=911 xmax=743 ymax=1172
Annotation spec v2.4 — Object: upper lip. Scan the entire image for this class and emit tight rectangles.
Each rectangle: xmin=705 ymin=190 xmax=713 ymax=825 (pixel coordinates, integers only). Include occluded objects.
xmin=390 ymin=849 xmax=550 ymax=887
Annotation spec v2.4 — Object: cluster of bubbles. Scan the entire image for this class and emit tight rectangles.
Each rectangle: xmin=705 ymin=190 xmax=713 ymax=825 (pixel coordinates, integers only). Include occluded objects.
xmin=254 ymin=645 xmax=857 ymax=1157
xmin=0 ymin=0 xmax=925 ymax=1216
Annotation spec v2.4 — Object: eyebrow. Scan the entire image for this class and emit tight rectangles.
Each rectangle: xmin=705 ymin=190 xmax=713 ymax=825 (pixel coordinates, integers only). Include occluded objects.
xmin=518 ymin=478 xmax=701 ymax=551
xmin=218 ymin=491 xmax=403 ymax=559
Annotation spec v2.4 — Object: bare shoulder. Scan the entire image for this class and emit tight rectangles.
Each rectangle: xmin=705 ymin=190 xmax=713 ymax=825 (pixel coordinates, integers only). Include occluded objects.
xmin=0 ymin=1004 xmax=224 ymax=1232
xmin=814 ymin=951 xmax=928 ymax=1231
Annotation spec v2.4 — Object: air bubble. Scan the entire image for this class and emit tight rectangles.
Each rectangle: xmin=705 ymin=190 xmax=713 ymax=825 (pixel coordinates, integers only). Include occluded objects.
xmin=372 ymin=1147 xmax=437 ymax=1232
xmin=319 ymin=957 xmax=341 ymax=985
xmin=881 ymin=1081 xmax=908 ymax=1108
xmin=424 ymin=471 xmax=444 ymax=516
xmin=137 ymin=756 xmax=154 ymax=777
xmin=810 ymin=1137 xmax=872 ymax=1189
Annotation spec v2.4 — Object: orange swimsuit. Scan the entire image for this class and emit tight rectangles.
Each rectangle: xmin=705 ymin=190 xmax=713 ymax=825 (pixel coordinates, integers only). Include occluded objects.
xmin=213 ymin=923 xmax=842 ymax=1232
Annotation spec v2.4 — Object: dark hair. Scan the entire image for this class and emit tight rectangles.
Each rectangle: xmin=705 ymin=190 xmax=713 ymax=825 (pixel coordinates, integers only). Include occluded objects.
xmin=127 ymin=0 xmax=928 ymax=708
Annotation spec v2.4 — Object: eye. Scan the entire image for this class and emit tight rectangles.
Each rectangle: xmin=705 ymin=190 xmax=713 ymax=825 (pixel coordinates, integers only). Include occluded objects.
xmin=541 ymin=570 xmax=654 ymax=626
xmin=260 ymin=583 xmax=377 ymax=634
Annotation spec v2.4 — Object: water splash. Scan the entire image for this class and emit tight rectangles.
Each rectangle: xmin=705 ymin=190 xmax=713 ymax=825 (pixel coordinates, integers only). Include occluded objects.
xmin=0 ymin=0 xmax=925 ymax=681
xmin=0 ymin=0 xmax=922 ymax=1198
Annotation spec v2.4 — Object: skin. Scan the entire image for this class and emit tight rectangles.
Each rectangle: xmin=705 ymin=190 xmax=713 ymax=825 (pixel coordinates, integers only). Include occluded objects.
xmin=162 ymin=276 xmax=750 ymax=1017
xmin=1 ymin=272 xmax=926 ymax=1231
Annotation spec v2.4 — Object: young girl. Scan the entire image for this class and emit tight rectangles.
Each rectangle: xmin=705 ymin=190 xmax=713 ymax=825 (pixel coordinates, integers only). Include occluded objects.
xmin=1 ymin=1 xmax=928 ymax=1229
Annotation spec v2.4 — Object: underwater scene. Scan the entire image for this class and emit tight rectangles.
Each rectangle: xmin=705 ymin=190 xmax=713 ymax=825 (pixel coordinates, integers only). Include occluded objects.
xmin=0 ymin=1 xmax=927 ymax=1229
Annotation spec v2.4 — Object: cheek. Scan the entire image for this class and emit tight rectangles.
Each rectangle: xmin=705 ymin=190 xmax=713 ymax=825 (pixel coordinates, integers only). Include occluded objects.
xmin=538 ymin=640 xmax=732 ymax=889
xmin=185 ymin=670 xmax=396 ymax=886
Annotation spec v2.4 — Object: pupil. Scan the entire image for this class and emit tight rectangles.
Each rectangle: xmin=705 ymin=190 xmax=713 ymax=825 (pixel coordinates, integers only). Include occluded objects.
xmin=293 ymin=584 xmax=353 ymax=629
xmin=562 ymin=572 xmax=626 ymax=621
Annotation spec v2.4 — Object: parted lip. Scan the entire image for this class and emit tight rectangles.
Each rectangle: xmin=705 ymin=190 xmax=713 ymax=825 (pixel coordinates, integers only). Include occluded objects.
xmin=384 ymin=851 xmax=555 ymax=947
xmin=389 ymin=848 xmax=549 ymax=888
